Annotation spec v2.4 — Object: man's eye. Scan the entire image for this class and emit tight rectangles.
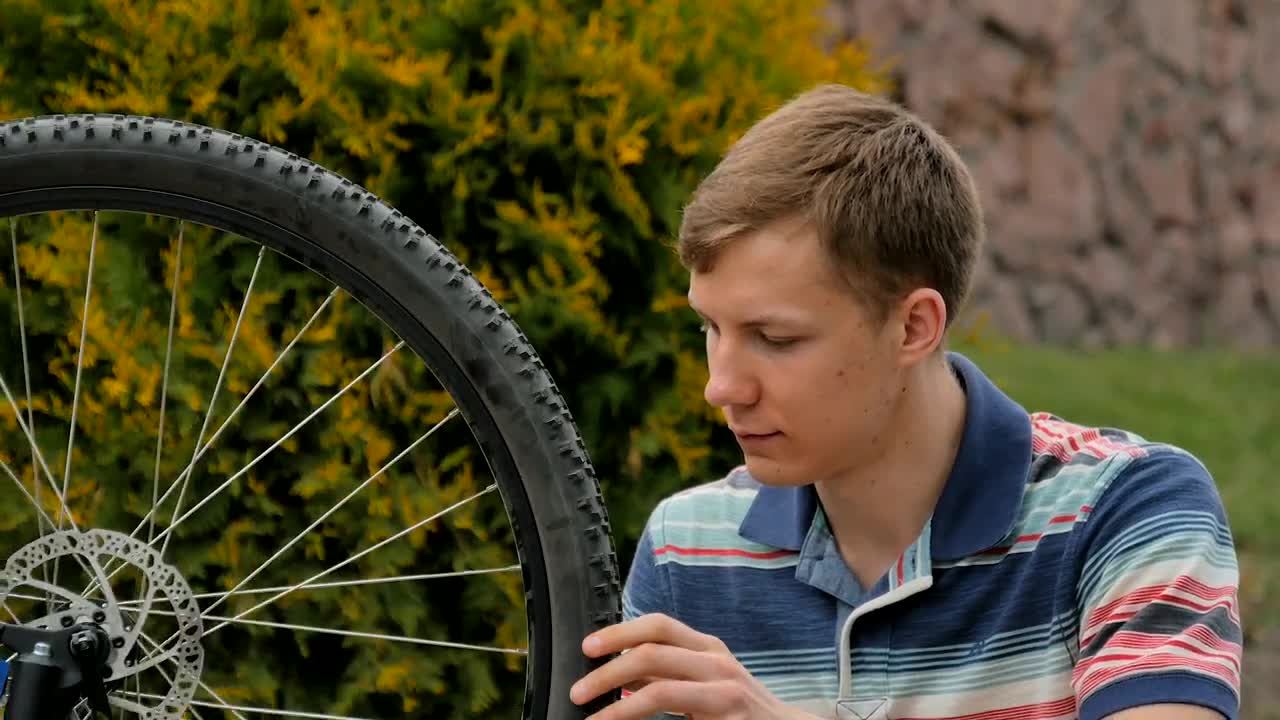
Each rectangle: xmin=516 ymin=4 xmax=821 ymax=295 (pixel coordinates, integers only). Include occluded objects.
xmin=760 ymin=334 xmax=797 ymax=348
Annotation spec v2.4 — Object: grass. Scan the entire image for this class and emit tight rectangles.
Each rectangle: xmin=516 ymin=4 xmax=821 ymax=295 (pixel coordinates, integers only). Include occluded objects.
xmin=949 ymin=333 xmax=1280 ymax=631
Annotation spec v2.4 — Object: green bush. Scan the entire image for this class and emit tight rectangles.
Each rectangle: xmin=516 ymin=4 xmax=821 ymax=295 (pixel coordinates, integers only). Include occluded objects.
xmin=0 ymin=0 xmax=887 ymax=715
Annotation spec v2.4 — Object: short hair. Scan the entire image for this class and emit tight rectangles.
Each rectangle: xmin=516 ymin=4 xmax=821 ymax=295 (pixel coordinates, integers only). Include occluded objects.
xmin=677 ymin=84 xmax=985 ymax=328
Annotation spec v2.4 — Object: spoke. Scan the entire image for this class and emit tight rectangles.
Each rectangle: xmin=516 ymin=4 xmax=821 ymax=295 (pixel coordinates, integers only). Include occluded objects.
xmin=189 ymin=683 xmax=238 ymax=720
xmin=10 ymin=218 xmax=50 ymax=612
xmin=127 ymin=692 xmax=379 ymax=720
xmin=126 ymin=630 xmax=237 ymax=720
xmin=59 ymin=210 xmax=99 ymax=524
xmin=79 ymin=549 xmax=124 ymax=634
xmin=97 ymin=284 xmax=341 ymax=591
xmin=160 ymin=245 xmax=266 ymax=561
xmin=0 ymin=459 xmax=99 ymax=593
xmin=110 ymin=283 xmax=345 ymax=545
xmin=147 ymin=339 xmax=406 ymax=551
xmin=53 ymin=210 xmax=99 ymax=598
xmin=131 ymin=285 xmax=340 ymax=541
xmin=114 ymin=609 xmax=175 ymax=674
xmin=85 ymin=287 xmax=354 ymax=599
xmin=188 ymin=681 xmax=240 ymax=717
xmin=2 ymin=457 xmax=64 ymax=532
xmin=131 ymin=674 xmax=145 ymax=720
xmin=3 ymin=462 xmax=104 ymax=593
xmin=147 ymin=607 xmax=526 ymax=655
xmin=9 ymin=578 xmax=92 ymax=610
xmin=0 ymin=419 xmax=98 ymax=588
xmin=111 ymin=613 xmax=188 ymax=687
xmin=204 ymin=482 xmax=497 ymax=637
xmin=3 ymin=601 xmax=20 ymax=624
xmin=115 ymin=564 xmax=521 ymax=606
xmin=1 ymin=591 xmax=49 ymax=603
xmin=103 ymin=694 xmax=149 ymax=716
xmin=198 ymin=408 xmax=459 ymax=620
xmin=119 ymin=570 xmax=157 ymax=661
xmin=149 ymin=222 xmax=185 ymax=546
xmin=0 ymin=373 xmax=76 ymax=531
xmin=83 ymin=333 xmax=399 ymax=602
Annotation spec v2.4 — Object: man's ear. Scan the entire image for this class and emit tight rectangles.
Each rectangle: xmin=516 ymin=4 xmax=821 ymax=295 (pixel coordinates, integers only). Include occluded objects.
xmin=893 ymin=287 xmax=948 ymax=367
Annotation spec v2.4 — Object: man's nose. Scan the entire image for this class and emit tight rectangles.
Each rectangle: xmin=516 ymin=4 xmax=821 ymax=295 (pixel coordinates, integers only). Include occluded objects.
xmin=704 ymin=346 xmax=757 ymax=409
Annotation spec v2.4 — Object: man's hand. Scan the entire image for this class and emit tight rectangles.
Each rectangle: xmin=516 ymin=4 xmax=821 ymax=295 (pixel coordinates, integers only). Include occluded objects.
xmin=570 ymin=613 xmax=818 ymax=720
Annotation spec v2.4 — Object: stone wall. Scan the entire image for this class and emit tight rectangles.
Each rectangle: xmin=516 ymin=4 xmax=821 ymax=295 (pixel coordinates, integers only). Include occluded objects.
xmin=829 ymin=0 xmax=1280 ymax=348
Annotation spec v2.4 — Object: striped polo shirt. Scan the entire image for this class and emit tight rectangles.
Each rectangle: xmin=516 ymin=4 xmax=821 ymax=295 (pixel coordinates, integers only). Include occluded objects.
xmin=621 ymin=352 xmax=1242 ymax=719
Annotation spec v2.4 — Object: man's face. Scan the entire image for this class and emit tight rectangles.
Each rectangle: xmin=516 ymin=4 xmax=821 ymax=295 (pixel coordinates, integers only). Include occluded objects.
xmin=687 ymin=217 xmax=903 ymax=488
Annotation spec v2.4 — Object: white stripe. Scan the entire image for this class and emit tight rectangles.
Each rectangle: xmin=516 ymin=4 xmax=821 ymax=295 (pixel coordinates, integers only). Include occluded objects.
xmin=894 ymin=645 xmax=1074 ymax=693
xmin=889 ymin=670 xmax=1075 ymax=716
xmin=763 ymin=674 xmax=840 ymax=691
xmin=742 ymin=657 xmax=834 ymax=672
xmin=737 ymin=646 xmax=833 ymax=660
xmin=671 ymin=484 xmax=760 ymax=500
xmin=653 ymin=554 xmax=799 ymax=570
xmin=1081 ymin=647 xmax=1240 ymax=690
xmin=662 ymin=520 xmax=743 ymax=530
xmin=1084 ymin=555 xmax=1237 ymax=612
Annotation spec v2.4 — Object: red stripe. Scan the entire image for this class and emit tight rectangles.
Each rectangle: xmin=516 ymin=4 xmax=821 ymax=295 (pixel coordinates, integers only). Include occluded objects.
xmin=1031 ymin=413 xmax=1069 ymax=439
xmin=896 ymin=555 xmax=905 ymax=584
xmin=1086 ymin=575 xmax=1237 ymax=623
xmin=1082 ymin=595 xmax=1239 ymax=647
xmin=1097 ymin=630 xmax=1242 ymax=668
xmin=1030 ymin=414 xmax=1147 ymax=462
xmin=1083 ymin=576 xmax=1238 ymax=637
xmin=977 ymin=514 xmax=1084 ymax=556
xmin=1069 ymin=435 xmax=1083 ymax=454
xmin=1084 ymin=599 xmax=1239 ymax=649
xmin=1031 ymin=434 xmax=1072 ymax=464
xmin=1076 ymin=650 xmax=1240 ymax=697
xmin=896 ymin=696 xmax=1076 ymax=720
xmin=652 ymin=544 xmax=796 ymax=560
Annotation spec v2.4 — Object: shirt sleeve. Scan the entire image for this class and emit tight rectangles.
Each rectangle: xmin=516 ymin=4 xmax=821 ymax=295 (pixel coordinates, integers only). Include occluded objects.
xmin=1072 ymin=447 xmax=1243 ymax=720
xmin=621 ymin=499 xmax=675 ymax=622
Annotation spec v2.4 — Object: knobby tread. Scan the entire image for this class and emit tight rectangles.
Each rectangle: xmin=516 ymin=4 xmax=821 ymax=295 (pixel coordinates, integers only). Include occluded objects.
xmin=0 ymin=114 xmax=622 ymax=717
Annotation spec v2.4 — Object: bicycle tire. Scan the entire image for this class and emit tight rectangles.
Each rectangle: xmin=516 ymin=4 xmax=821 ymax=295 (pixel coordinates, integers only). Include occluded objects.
xmin=0 ymin=113 xmax=623 ymax=719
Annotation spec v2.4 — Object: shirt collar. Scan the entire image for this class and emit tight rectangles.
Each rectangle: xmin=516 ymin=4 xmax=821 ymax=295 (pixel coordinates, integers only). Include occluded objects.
xmin=738 ymin=351 xmax=1032 ymax=561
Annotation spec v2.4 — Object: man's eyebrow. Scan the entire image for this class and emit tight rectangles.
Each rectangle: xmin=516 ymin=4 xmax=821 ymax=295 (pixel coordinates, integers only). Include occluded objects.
xmin=686 ymin=300 xmax=806 ymax=328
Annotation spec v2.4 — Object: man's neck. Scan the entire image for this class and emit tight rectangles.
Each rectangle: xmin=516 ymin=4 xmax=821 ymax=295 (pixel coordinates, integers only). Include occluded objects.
xmin=813 ymin=354 xmax=968 ymax=590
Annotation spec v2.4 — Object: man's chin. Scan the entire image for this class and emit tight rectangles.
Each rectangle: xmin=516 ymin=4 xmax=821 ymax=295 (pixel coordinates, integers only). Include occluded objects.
xmin=742 ymin=457 xmax=809 ymax=488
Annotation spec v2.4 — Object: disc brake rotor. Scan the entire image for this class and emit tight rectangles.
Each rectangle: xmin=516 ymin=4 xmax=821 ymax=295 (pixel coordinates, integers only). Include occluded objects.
xmin=1 ymin=529 xmax=203 ymax=720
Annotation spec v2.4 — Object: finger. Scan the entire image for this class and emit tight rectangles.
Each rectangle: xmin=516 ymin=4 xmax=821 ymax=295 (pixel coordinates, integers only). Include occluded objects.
xmin=571 ymin=643 xmax=711 ymax=705
xmin=589 ymin=680 xmax=724 ymax=720
xmin=621 ymin=676 xmax=657 ymax=694
xmin=583 ymin=613 xmax=724 ymax=658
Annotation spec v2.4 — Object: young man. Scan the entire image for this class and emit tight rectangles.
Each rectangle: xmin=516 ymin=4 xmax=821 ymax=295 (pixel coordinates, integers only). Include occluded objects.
xmin=569 ymin=84 xmax=1242 ymax=719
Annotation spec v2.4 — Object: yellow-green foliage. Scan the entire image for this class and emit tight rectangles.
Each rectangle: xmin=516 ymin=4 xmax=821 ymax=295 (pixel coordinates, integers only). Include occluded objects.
xmin=0 ymin=0 xmax=886 ymax=714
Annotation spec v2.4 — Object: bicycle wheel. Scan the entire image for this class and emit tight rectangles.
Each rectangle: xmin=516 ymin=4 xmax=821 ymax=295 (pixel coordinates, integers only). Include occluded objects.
xmin=0 ymin=114 xmax=622 ymax=719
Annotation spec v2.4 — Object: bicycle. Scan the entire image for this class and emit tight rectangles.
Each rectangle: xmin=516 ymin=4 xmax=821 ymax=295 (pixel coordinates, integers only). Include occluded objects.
xmin=0 ymin=114 xmax=623 ymax=719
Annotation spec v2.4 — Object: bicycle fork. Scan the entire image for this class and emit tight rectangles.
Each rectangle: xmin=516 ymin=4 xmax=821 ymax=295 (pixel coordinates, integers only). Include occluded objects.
xmin=0 ymin=622 xmax=113 ymax=720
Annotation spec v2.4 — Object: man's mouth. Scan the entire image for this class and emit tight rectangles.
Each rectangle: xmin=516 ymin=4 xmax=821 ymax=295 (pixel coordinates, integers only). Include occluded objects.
xmin=734 ymin=430 xmax=781 ymax=440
